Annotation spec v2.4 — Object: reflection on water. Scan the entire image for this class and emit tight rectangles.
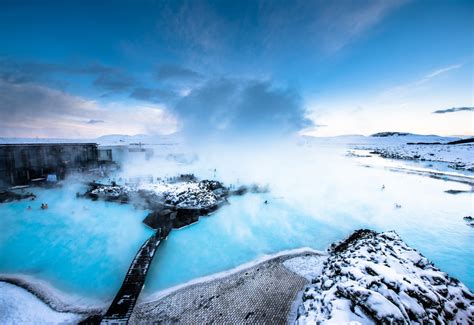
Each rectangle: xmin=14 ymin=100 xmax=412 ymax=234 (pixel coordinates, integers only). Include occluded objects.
xmin=0 ymin=144 xmax=472 ymax=302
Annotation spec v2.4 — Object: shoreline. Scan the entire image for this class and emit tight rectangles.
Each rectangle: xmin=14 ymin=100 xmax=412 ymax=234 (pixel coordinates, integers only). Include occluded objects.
xmin=142 ymin=247 xmax=324 ymax=302
xmin=0 ymin=273 xmax=106 ymax=316
xmin=0 ymin=247 xmax=325 ymax=321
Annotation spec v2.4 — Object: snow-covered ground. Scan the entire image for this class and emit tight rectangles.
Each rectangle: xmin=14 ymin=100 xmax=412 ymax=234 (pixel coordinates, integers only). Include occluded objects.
xmin=295 ymin=230 xmax=474 ymax=324
xmin=0 ymin=282 xmax=81 ymax=324
xmin=283 ymin=255 xmax=326 ymax=281
xmin=302 ymin=133 xmax=474 ymax=172
xmin=363 ymin=144 xmax=474 ymax=172
xmin=339 ymin=133 xmax=474 ymax=172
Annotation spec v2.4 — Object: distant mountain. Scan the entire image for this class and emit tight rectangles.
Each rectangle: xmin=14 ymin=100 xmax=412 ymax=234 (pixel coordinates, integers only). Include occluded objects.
xmin=302 ymin=132 xmax=462 ymax=146
xmin=371 ymin=132 xmax=412 ymax=137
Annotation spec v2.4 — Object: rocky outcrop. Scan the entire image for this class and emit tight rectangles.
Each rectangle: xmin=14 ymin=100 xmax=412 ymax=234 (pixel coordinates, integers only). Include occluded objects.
xmin=296 ymin=229 xmax=474 ymax=324
xmin=81 ymin=178 xmax=265 ymax=230
xmin=0 ymin=190 xmax=35 ymax=203
xmin=365 ymin=144 xmax=474 ymax=172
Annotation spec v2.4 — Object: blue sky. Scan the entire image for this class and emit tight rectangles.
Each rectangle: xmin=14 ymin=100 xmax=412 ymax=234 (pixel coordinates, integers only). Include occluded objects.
xmin=0 ymin=0 xmax=472 ymax=138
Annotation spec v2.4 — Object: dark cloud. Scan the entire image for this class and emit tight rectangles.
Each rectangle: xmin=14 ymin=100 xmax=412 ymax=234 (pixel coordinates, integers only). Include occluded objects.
xmin=92 ymin=69 xmax=134 ymax=92
xmin=432 ymin=107 xmax=474 ymax=114
xmin=86 ymin=119 xmax=104 ymax=124
xmin=172 ymin=78 xmax=312 ymax=140
xmin=154 ymin=64 xmax=202 ymax=82
xmin=130 ymin=87 xmax=177 ymax=103
xmin=0 ymin=58 xmax=135 ymax=92
xmin=0 ymin=58 xmax=63 ymax=84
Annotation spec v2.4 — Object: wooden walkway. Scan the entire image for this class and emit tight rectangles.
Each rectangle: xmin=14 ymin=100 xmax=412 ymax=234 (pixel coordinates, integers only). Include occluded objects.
xmin=101 ymin=227 xmax=170 ymax=324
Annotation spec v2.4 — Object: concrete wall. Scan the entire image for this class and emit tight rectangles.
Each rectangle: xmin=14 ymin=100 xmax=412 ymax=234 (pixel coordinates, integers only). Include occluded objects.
xmin=0 ymin=143 xmax=98 ymax=186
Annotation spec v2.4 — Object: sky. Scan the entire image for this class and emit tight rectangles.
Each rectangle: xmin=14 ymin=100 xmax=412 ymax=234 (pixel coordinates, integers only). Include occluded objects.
xmin=0 ymin=0 xmax=472 ymax=139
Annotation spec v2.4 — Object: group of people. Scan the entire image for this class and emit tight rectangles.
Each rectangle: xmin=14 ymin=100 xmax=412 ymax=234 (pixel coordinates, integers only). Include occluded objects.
xmin=26 ymin=203 xmax=48 ymax=210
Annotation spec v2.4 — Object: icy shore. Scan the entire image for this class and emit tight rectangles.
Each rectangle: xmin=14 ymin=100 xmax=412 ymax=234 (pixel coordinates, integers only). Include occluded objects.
xmin=366 ymin=144 xmax=474 ymax=172
xmin=347 ymin=133 xmax=474 ymax=172
xmin=0 ymin=282 xmax=82 ymax=324
xmin=295 ymin=229 xmax=474 ymax=324
xmin=2 ymin=229 xmax=473 ymax=324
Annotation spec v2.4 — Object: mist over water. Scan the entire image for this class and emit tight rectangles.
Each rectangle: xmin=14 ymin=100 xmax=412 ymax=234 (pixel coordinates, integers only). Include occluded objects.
xmin=0 ymin=140 xmax=472 ymax=303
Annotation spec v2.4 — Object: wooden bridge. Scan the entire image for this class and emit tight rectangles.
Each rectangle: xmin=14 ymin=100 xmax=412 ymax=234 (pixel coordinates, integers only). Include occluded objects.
xmin=100 ymin=227 xmax=170 ymax=324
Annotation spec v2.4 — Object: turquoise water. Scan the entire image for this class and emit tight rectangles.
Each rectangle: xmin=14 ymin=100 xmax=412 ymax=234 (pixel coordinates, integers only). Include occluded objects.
xmin=0 ymin=185 xmax=153 ymax=301
xmin=0 ymin=145 xmax=472 ymax=303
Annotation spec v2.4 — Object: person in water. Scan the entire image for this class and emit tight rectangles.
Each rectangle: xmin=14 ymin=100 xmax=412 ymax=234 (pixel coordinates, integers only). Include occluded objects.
xmin=41 ymin=203 xmax=48 ymax=210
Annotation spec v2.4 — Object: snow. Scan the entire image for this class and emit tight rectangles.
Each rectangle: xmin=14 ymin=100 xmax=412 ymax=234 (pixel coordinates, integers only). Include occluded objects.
xmin=295 ymin=230 xmax=474 ymax=324
xmin=303 ymin=133 xmax=474 ymax=172
xmin=90 ymin=180 xmax=222 ymax=209
xmin=139 ymin=181 xmax=219 ymax=208
xmin=283 ymin=255 xmax=327 ymax=280
xmin=0 ymin=281 xmax=82 ymax=325
xmin=335 ymin=133 xmax=474 ymax=172
xmin=363 ymin=144 xmax=474 ymax=172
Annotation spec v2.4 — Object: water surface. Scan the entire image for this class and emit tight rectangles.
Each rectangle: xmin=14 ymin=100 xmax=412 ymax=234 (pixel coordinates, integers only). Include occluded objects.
xmin=0 ymin=144 xmax=472 ymax=302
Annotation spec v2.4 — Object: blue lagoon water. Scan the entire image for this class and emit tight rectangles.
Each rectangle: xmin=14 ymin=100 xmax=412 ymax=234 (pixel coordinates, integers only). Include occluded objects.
xmin=0 ymin=145 xmax=472 ymax=302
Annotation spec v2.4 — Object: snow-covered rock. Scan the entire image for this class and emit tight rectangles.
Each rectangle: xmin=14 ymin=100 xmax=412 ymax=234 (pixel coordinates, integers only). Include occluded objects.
xmin=296 ymin=229 xmax=474 ymax=324
xmin=88 ymin=179 xmax=226 ymax=209
xmin=139 ymin=180 xmax=223 ymax=209
xmin=365 ymin=144 xmax=474 ymax=172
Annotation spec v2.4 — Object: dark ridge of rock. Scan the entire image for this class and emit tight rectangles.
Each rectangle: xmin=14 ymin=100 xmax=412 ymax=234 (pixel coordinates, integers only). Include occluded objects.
xmin=407 ymin=142 xmax=442 ymax=145
xmin=0 ymin=190 xmax=36 ymax=203
xmin=464 ymin=216 xmax=474 ymax=227
xmin=329 ymin=229 xmax=376 ymax=254
xmin=447 ymin=137 xmax=474 ymax=145
xmin=371 ymin=132 xmax=411 ymax=137
xmin=445 ymin=189 xmax=472 ymax=195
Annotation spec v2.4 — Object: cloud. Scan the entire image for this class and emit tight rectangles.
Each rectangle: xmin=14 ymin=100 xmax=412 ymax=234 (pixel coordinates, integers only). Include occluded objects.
xmin=257 ymin=0 xmax=409 ymax=55
xmin=0 ymin=58 xmax=135 ymax=92
xmin=432 ymin=107 xmax=474 ymax=114
xmin=380 ymin=63 xmax=464 ymax=99
xmin=415 ymin=64 xmax=462 ymax=86
xmin=0 ymin=78 xmax=177 ymax=138
xmin=91 ymin=67 xmax=134 ymax=92
xmin=172 ymin=78 xmax=311 ymax=140
xmin=154 ymin=64 xmax=202 ymax=82
xmin=85 ymin=119 xmax=105 ymax=124
xmin=129 ymin=87 xmax=177 ymax=103
xmin=313 ymin=0 xmax=409 ymax=52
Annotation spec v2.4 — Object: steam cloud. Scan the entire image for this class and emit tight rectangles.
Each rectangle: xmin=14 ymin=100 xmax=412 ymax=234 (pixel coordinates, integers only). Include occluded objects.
xmin=172 ymin=78 xmax=312 ymax=141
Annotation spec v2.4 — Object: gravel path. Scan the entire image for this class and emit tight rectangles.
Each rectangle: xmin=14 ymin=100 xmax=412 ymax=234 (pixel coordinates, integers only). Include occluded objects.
xmin=129 ymin=250 xmax=324 ymax=324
